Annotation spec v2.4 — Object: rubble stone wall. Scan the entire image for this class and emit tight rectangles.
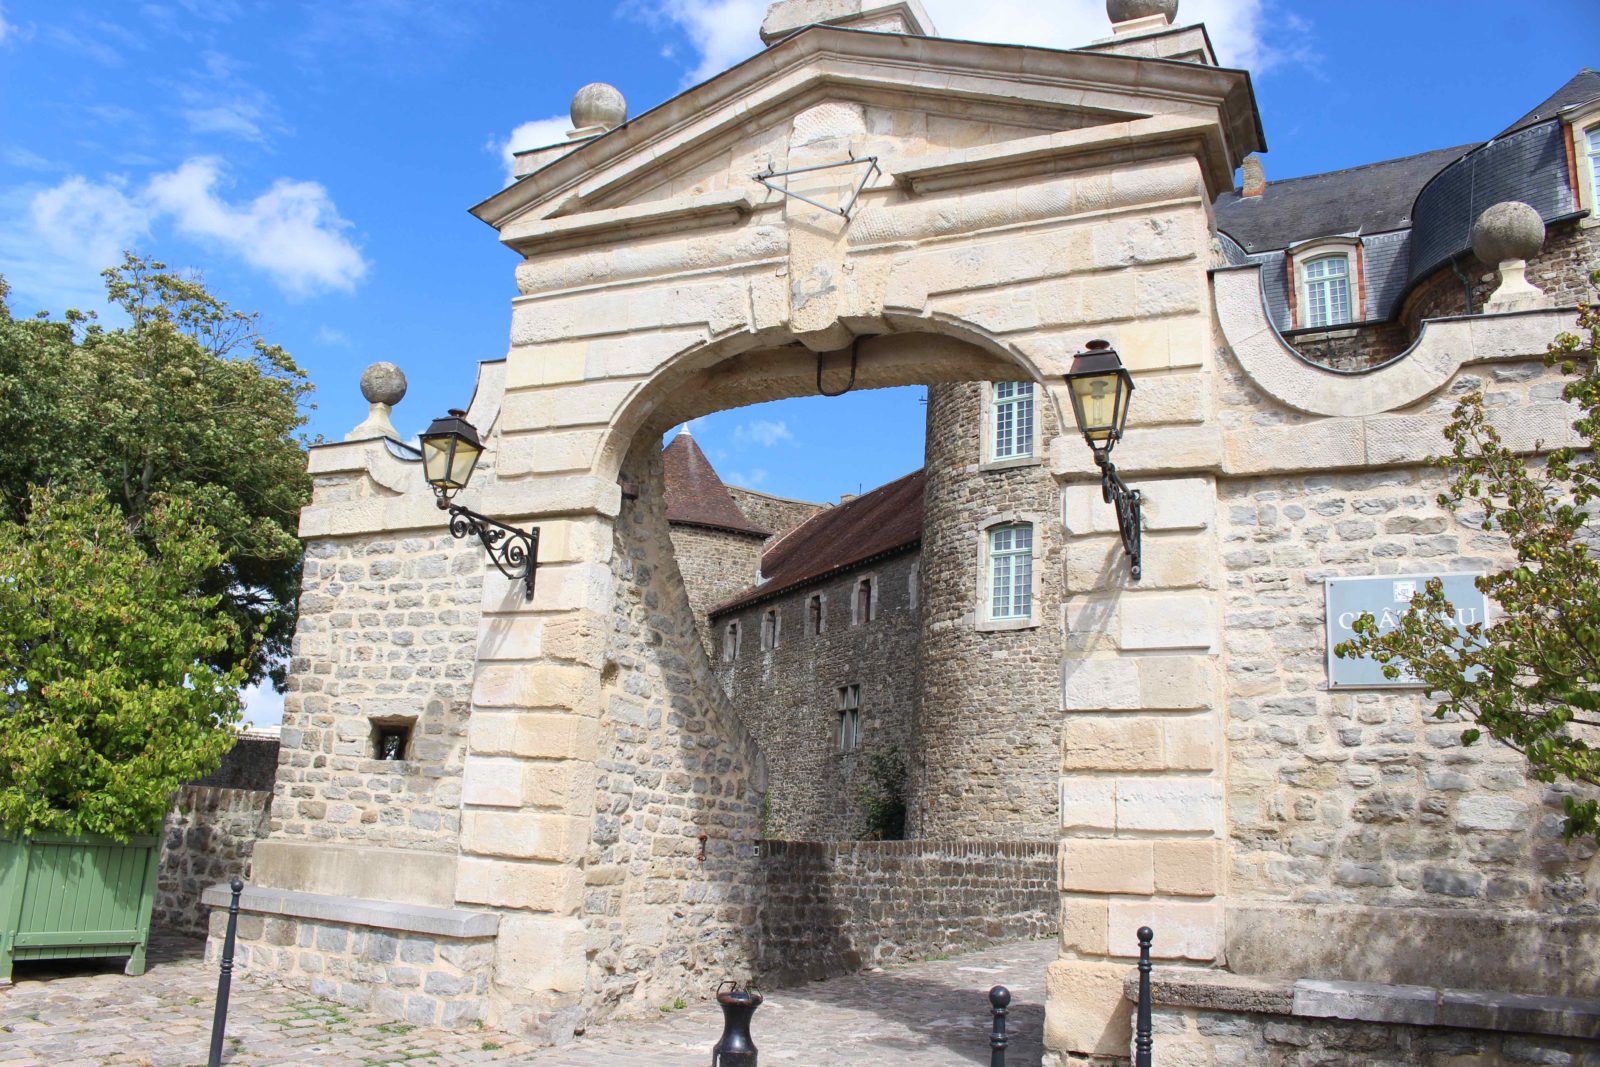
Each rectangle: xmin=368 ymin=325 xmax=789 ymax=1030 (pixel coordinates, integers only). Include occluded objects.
xmin=667 ymin=523 xmax=765 ymax=660
xmin=758 ymin=839 xmax=1058 ymax=984
xmin=712 ymin=549 xmax=921 ymax=840
xmin=917 ymin=381 xmax=1066 ymax=839
xmin=155 ymin=786 xmax=273 ymax=934
xmin=726 ymin=486 xmax=827 ymax=540
xmin=271 ymin=527 xmax=483 ymax=854
xmin=584 ymin=442 xmax=766 ymax=1022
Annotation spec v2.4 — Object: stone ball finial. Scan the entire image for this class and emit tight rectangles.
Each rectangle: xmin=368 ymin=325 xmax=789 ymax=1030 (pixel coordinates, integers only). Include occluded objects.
xmin=1107 ymin=0 xmax=1178 ymax=23
xmin=1471 ymin=201 xmax=1545 ymax=266
xmin=360 ymin=361 xmax=407 ymax=407
xmin=571 ymin=83 xmax=627 ymax=132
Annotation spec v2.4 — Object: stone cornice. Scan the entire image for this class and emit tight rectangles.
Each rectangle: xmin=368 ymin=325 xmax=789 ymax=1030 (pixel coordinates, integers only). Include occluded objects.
xmin=1212 ymin=263 xmax=1578 ymax=418
xmin=894 ymin=113 xmax=1232 ymax=197
xmin=500 ymin=191 xmax=755 ymax=256
xmin=470 ymin=25 xmax=1261 ymax=234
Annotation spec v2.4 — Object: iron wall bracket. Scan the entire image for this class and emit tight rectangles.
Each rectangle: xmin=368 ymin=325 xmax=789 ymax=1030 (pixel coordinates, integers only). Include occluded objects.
xmin=1095 ymin=449 xmax=1143 ymax=581
xmin=445 ymin=503 xmax=539 ymax=597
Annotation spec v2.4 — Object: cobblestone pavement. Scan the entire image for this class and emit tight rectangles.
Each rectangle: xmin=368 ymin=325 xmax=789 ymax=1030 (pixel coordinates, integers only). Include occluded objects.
xmin=0 ymin=931 xmax=1054 ymax=1066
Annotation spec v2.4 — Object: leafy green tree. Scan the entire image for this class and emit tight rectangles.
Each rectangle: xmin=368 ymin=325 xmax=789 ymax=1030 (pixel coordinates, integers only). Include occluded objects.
xmin=0 ymin=256 xmax=312 ymax=688
xmin=859 ymin=751 xmax=907 ymax=840
xmin=0 ymin=488 xmax=246 ymax=838
xmin=1336 ymin=275 xmax=1600 ymax=844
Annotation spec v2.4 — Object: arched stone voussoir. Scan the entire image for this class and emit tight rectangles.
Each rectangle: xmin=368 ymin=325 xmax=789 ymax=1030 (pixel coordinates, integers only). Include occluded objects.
xmin=1213 ymin=264 xmax=1579 ymax=418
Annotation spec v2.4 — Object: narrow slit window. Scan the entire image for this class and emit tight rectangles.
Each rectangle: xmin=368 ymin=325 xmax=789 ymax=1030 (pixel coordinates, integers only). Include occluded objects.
xmin=372 ymin=719 xmax=414 ymax=761
xmin=761 ymin=608 xmax=780 ymax=650
xmin=808 ymin=594 xmax=824 ymax=635
xmin=854 ymin=578 xmax=874 ymax=624
xmin=988 ymin=524 xmax=1034 ymax=621
xmin=837 ymin=684 xmax=861 ymax=752
xmin=991 ymin=381 xmax=1035 ymax=460
xmin=723 ymin=621 xmax=740 ymax=661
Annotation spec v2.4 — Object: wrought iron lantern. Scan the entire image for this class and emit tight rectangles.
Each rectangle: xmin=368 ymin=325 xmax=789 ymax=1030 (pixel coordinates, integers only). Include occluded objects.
xmin=1064 ymin=341 xmax=1142 ymax=580
xmin=419 ymin=409 xmax=540 ymax=596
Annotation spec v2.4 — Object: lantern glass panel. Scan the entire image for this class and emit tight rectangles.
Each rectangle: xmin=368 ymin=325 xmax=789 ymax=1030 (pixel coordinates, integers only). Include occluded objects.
xmin=1070 ymin=372 xmax=1123 ymax=443
xmin=421 ymin=435 xmax=454 ymax=488
xmin=447 ymin=436 xmax=482 ymax=488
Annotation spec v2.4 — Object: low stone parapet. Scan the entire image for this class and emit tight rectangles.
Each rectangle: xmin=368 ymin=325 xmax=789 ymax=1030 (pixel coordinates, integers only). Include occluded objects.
xmin=202 ymin=884 xmax=500 ymax=1029
xmin=758 ymin=839 xmax=1058 ymax=985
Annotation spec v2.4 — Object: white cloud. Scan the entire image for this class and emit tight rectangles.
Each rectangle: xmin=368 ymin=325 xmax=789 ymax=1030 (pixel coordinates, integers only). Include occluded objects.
xmin=184 ymin=101 xmax=270 ymax=141
xmin=7 ymin=159 xmax=366 ymax=310
xmin=30 ymin=176 xmax=152 ymax=271
xmin=146 ymin=158 xmax=367 ymax=297
xmin=735 ymin=418 xmax=794 ymax=447
xmin=316 ymin=324 xmax=351 ymax=346
xmin=240 ymin=679 xmax=285 ymax=728
xmin=493 ymin=115 xmax=571 ymax=183
xmin=637 ymin=0 xmax=1306 ymax=86
xmin=0 ymin=5 xmax=11 ymax=45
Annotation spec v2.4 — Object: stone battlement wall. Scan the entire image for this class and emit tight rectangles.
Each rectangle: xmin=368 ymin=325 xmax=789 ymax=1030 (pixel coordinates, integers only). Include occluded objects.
xmin=758 ymin=839 xmax=1059 ymax=985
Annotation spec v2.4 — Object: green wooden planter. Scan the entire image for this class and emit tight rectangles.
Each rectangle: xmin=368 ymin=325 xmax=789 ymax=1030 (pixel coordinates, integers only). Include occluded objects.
xmin=0 ymin=832 xmax=161 ymax=982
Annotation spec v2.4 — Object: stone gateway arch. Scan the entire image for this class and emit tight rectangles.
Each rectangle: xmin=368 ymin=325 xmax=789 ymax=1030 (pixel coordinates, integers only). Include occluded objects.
xmin=209 ymin=2 xmax=1599 ymax=1062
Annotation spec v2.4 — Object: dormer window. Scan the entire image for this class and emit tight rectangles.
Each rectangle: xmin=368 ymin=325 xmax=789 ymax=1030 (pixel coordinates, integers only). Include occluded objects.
xmin=1586 ymin=123 xmax=1600 ymax=216
xmin=1300 ymin=253 xmax=1352 ymax=328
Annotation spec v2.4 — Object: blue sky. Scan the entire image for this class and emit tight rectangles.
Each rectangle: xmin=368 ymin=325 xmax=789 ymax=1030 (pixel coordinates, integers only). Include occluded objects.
xmin=1 ymin=1 xmax=1593 ymax=723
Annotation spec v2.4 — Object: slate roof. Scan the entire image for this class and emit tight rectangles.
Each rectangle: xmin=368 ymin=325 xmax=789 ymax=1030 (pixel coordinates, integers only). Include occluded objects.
xmin=710 ymin=469 xmax=925 ymax=616
xmin=662 ymin=432 xmax=771 ymax=537
xmin=1497 ymin=68 xmax=1600 ymax=138
xmin=1214 ymin=143 xmax=1479 ymax=253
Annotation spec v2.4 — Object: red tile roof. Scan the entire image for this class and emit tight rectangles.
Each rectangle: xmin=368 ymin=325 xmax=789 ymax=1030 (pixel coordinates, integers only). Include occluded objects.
xmin=710 ymin=469 xmax=924 ymax=616
xmin=662 ymin=432 xmax=771 ymax=537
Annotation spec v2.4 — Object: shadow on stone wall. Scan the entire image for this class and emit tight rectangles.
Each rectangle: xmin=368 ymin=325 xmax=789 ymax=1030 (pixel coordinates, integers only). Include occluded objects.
xmin=757 ymin=839 xmax=1059 ymax=988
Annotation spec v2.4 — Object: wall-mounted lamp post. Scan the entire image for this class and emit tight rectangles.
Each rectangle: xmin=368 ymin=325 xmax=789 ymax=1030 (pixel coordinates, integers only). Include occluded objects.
xmin=419 ymin=409 xmax=540 ymax=597
xmin=1064 ymin=340 xmax=1142 ymax=581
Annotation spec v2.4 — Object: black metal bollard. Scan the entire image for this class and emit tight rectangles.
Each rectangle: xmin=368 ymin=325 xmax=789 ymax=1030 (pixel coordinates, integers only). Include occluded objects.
xmin=207 ymin=877 xmax=244 ymax=1067
xmin=711 ymin=980 xmax=763 ymax=1067
xmin=988 ymin=985 xmax=1010 ymax=1067
xmin=1135 ymin=926 xmax=1154 ymax=1067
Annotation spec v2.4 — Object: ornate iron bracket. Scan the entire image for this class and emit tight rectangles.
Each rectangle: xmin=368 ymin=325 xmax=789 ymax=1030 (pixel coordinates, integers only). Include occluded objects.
xmin=1095 ymin=449 xmax=1143 ymax=581
xmin=445 ymin=503 xmax=539 ymax=597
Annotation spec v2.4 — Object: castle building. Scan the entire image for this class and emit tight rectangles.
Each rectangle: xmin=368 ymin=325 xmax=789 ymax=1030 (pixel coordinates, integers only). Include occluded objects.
xmin=209 ymin=1 xmax=1600 ymax=1061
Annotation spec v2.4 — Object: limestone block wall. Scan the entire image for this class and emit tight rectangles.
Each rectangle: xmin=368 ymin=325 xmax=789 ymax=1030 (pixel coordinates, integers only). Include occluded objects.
xmin=917 ymin=381 xmax=1066 ymax=839
xmin=155 ymin=785 xmax=273 ymax=934
xmin=757 ymin=839 xmax=1058 ymax=985
xmin=584 ymin=443 xmax=765 ymax=1023
xmin=713 ymin=550 xmax=922 ymax=839
xmin=667 ymin=523 xmax=764 ymax=659
xmin=272 ymin=526 xmax=483 ymax=853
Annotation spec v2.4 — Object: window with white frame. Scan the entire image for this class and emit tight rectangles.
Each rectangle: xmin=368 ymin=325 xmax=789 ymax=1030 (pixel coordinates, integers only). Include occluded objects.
xmin=837 ymin=684 xmax=861 ymax=752
xmin=1299 ymin=253 xmax=1353 ymax=328
xmin=1588 ymin=124 xmax=1600 ymax=213
xmin=807 ymin=594 xmax=825 ymax=636
xmin=722 ymin=621 xmax=740 ymax=661
xmin=761 ymin=608 xmax=781 ymax=650
xmin=988 ymin=523 xmax=1034 ymax=621
xmin=990 ymin=381 xmax=1035 ymax=460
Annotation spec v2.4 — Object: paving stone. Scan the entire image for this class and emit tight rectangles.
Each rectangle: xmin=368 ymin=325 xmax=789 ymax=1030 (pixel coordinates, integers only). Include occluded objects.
xmin=0 ymin=928 xmax=1054 ymax=1066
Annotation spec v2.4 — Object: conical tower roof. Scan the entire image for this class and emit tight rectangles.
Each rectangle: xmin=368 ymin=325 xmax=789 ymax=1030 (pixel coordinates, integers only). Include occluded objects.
xmin=662 ymin=431 xmax=771 ymax=537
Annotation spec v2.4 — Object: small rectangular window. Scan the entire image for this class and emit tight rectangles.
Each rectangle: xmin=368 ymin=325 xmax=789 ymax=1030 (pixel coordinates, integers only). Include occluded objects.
xmin=837 ymin=684 xmax=861 ymax=752
xmin=371 ymin=718 xmax=414 ymax=761
xmin=722 ymin=621 xmax=740 ymax=661
xmin=808 ymin=594 xmax=824 ymax=635
xmin=991 ymin=382 xmax=1035 ymax=460
xmin=989 ymin=524 xmax=1034 ymax=621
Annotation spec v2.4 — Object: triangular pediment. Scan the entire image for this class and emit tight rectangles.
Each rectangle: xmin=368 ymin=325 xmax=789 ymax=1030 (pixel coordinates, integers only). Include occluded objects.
xmin=472 ymin=25 xmax=1261 ymax=240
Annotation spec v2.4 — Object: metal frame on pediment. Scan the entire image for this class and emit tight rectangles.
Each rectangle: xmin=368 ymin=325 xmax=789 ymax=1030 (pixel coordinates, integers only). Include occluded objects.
xmin=753 ymin=154 xmax=881 ymax=220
